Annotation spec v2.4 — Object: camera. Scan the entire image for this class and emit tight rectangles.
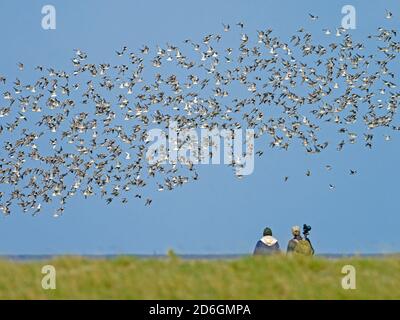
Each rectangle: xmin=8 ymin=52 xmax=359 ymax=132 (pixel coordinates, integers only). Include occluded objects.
xmin=303 ymin=224 xmax=312 ymax=237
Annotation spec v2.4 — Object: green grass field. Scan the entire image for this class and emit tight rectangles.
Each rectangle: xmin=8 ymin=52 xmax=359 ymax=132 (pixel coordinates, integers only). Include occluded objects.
xmin=0 ymin=255 xmax=399 ymax=299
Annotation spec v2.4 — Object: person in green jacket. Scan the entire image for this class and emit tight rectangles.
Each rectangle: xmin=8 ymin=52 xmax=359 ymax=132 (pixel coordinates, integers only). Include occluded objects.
xmin=287 ymin=225 xmax=314 ymax=255
xmin=287 ymin=226 xmax=302 ymax=253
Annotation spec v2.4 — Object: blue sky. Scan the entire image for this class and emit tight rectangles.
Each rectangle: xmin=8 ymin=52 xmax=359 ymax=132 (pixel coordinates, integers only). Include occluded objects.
xmin=0 ymin=0 xmax=399 ymax=255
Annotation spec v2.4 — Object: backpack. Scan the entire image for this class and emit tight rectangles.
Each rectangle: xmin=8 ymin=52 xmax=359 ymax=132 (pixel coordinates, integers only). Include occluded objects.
xmin=294 ymin=239 xmax=313 ymax=256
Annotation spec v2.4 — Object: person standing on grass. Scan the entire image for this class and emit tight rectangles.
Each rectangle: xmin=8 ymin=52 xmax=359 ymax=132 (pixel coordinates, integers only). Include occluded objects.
xmin=287 ymin=225 xmax=303 ymax=253
xmin=287 ymin=225 xmax=314 ymax=256
xmin=253 ymin=227 xmax=280 ymax=255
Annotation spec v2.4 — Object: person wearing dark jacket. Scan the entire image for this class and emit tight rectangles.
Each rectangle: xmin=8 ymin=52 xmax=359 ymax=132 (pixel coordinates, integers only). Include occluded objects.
xmin=253 ymin=227 xmax=280 ymax=255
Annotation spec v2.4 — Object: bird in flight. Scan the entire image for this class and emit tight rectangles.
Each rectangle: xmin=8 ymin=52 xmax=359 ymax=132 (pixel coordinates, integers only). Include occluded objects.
xmin=0 ymin=10 xmax=398 ymax=215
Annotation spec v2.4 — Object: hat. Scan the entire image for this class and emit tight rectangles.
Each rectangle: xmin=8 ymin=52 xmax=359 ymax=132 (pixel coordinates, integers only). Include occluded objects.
xmin=263 ymin=227 xmax=272 ymax=236
xmin=292 ymin=225 xmax=300 ymax=235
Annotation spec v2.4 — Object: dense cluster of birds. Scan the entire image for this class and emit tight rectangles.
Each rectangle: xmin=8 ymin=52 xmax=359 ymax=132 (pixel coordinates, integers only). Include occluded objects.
xmin=0 ymin=12 xmax=399 ymax=216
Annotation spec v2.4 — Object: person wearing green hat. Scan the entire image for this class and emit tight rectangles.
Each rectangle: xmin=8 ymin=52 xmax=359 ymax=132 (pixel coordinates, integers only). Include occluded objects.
xmin=253 ymin=227 xmax=280 ymax=255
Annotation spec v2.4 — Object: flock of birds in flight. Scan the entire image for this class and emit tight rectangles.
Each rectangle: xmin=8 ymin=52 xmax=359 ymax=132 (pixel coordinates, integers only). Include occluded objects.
xmin=0 ymin=11 xmax=399 ymax=216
